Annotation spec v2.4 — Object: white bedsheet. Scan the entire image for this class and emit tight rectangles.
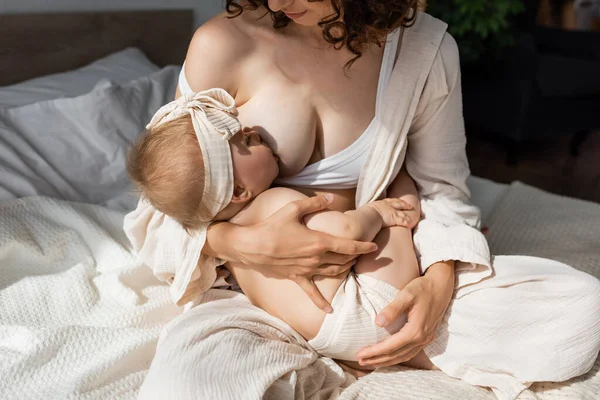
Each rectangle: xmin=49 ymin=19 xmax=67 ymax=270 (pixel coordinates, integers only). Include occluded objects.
xmin=1 ymin=178 xmax=598 ymax=399
xmin=0 ymin=178 xmax=498 ymax=399
xmin=466 ymin=175 xmax=508 ymax=224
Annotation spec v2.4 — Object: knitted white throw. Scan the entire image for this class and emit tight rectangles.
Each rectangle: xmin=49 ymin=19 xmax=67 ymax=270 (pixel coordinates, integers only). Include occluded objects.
xmin=0 ymin=197 xmax=181 ymax=399
xmin=1 ymin=181 xmax=598 ymax=399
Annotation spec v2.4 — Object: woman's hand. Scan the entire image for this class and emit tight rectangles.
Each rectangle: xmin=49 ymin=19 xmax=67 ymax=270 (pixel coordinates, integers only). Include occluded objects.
xmin=234 ymin=194 xmax=378 ymax=312
xmin=356 ymin=261 xmax=455 ymax=367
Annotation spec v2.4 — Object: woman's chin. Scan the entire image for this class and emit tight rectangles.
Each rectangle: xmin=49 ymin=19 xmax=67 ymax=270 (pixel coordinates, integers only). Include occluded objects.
xmin=292 ymin=20 xmax=314 ymax=27
xmin=289 ymin=15 xmax=320 ymax=27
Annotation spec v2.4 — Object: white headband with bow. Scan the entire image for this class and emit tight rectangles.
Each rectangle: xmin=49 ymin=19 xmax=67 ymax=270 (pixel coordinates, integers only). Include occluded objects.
xmin=147 ymin=88 xmax=241 ymax=222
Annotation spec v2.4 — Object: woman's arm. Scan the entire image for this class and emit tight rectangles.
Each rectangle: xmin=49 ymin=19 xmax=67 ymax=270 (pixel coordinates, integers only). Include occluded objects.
xmin=357 ymin=33 xmax=491 ymax=367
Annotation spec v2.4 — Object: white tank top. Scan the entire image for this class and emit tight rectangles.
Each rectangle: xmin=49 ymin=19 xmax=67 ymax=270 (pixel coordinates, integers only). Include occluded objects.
xmin=178 ymin=28 xmax=401 ymax=190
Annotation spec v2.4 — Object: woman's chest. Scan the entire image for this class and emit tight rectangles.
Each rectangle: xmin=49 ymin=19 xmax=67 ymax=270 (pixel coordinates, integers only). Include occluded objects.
xmin=235 ymin=44 xmax=383 ymax=177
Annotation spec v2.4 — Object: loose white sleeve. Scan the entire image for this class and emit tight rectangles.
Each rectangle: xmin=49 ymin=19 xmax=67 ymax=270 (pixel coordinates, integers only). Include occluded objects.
xmin=405 ymin=33 xmax=492 ymax=290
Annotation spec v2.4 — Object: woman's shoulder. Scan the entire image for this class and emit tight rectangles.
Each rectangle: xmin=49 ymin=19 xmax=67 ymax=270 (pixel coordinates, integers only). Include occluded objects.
xmin=188 ymin=13 xmax=254 ymax=64
xmin=190 ymin=8 xmax=273 ymax=59
xmin=183 ymin=9 xmax=273 ymax=93
xmin=438 ymin=32 xmax=459 ymax=71
xmin=402 ymin=12 xmax=458 ymax=70
xmin=426 ymin=32 xmax=460 ymax=95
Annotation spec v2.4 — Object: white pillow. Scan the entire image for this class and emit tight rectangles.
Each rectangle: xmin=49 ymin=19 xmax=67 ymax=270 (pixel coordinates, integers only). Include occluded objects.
xmin=0 ymin=47 xmax=161 ymax=109
xmin=0 ymin=66 xmax=180 ymax=211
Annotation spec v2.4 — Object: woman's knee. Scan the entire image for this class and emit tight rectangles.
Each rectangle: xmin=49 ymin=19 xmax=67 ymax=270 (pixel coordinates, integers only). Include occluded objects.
xmin=557 ymin=273 xmax=600 ymax=377
xmin=567 ymin=273 xmax=600 ymax=353
xmin=577 ymin=273 xmax=600 ymax=315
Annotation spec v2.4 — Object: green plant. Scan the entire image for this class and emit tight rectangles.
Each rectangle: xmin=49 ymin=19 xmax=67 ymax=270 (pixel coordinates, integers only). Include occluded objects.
xmin=426 ymin=0 xmax=526 ymax=63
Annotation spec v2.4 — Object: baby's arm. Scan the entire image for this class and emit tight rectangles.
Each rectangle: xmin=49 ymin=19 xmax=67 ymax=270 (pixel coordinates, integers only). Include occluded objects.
xmin=304 ymin=198 xmax=413 ymax=243
xmin=304 ymin=168 xmax=419 ymax=243
xmin=387 ymin=167 xmax=421 ymax=228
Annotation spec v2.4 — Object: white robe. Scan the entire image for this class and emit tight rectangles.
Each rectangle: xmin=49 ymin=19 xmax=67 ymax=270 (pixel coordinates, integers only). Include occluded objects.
xmin=125 ymin=12 xmax=600 ymax=400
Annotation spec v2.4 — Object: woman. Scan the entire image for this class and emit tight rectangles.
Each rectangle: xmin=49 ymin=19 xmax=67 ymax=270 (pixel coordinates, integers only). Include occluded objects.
xmin=127 ymin=1 xmax=600 ymax=399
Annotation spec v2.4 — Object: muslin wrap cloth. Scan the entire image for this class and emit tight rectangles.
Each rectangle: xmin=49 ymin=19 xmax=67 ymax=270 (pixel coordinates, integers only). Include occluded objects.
xmin=124 ymin=89 xmax=240 ymax=306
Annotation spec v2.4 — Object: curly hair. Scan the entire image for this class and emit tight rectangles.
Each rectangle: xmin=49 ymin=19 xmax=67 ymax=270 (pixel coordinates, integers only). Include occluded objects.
xmin=225 ymin=0 xmax=419 ymax=67
xmin=127 ymin=114 xmax=209 ymax=232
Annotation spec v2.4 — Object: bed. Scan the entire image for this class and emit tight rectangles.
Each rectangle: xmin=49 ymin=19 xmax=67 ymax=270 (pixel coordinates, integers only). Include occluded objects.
xmin=0 ymin=9 xmax=598 ymax=400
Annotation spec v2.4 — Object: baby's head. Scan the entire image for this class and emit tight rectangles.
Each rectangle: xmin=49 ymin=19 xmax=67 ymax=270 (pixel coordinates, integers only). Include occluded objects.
xmin=128 ymin=110 xmax=279 ymax=231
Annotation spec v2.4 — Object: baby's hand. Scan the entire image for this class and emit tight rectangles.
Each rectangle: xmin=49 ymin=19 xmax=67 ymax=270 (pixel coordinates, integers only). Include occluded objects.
xmin=367 ymin=198 xmax=414 ymax=228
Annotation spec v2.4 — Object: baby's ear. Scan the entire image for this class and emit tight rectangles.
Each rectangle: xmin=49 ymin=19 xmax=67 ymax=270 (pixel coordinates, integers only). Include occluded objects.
xmin=231 ymin=185 xmax=253 ymax=203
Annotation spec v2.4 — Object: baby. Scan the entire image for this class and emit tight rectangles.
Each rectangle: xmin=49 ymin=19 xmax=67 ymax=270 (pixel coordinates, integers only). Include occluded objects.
xmin=127 ymin=90 xmax=422 ymax=371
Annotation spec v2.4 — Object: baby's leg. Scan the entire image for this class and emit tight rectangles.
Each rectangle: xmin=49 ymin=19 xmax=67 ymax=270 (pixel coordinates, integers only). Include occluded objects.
xmin=343 ymin=227 xmax=435 ymax=371
xmin=226 ymin=187 xmax=349 ymax=341
xmin=342 ymin=228 xmax=436 ymax=371
xmin=351 ymin=170 xmax=434 ymax=371
xmin=354 ymin=168 xmax=420 ymax=291
xmin=353 ymin=227 xmax=419 ymax=290
xmin=336 ymin=226 xmax=422 ymax=373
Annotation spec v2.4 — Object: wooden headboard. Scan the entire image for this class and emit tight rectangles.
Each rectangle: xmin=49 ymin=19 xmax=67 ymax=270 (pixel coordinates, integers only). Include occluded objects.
xmin=0 ymin=10 xmax=194 ymax=86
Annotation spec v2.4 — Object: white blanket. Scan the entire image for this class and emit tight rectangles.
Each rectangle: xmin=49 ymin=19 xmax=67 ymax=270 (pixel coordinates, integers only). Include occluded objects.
xmin=0 ymin=197 xmax=181 ymax=399
xmin=140 ymin=180 xmax=600 ymax=400
xmin=1 ymin=180 xmax=598 ymax=399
